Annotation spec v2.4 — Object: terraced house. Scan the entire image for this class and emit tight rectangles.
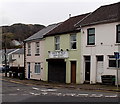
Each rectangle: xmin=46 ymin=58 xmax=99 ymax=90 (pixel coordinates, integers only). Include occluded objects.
xmin=24 ymin=24 xmax=59 ymax=81
xmin=44 ymin=13 xmax=89 ymax=84
xmin=76 ymin=2 xmax=120 ymax=84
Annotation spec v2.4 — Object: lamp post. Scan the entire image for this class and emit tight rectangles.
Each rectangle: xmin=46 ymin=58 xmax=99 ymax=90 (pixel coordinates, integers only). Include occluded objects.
xmin=114 ymin=52 xmax=119 ymax=90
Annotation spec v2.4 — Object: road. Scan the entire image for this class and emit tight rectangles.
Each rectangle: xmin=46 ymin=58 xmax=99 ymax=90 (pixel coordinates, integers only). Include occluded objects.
xmin=1 ymin=78 xmax=120 ymax=103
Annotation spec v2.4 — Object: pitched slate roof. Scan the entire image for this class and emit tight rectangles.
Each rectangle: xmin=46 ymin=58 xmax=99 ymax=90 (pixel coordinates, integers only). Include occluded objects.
xmin=76 ymin=2 xmax=120 ymax=27
xmin=12 ymin=48 xmax=24 ymax=54
xmin=44 ymin=13 xmax=90 ymax=37
xmin=24 ymin=23 xmax=60 ymax=42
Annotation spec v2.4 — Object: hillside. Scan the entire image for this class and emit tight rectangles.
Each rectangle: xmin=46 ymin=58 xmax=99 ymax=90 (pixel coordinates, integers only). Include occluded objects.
xmin=1 ymin=23 xmax=45 ymax=49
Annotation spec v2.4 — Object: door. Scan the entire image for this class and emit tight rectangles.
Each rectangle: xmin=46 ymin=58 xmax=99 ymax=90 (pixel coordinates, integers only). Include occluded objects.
xmin=28 ymin=62 xmax=30 ymax=79
xmin=84 ymin=56 xmax=90 ymax=83
xmin=96 ymin=56 xmax=104 ymax=83
xmin=71 ymin=61 xmax=76 ymax=83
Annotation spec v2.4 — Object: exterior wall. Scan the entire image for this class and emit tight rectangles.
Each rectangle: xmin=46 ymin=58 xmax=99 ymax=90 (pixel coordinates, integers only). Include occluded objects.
xmin=45 ymin=32 xmax=81 ymax=84
xmin=25 ymin=39 xmax=45 ymax=81
xmin=10 ymin=54 xmax=24 ymax=67
xmin=81 ymin=22 xmax=120 ymax=84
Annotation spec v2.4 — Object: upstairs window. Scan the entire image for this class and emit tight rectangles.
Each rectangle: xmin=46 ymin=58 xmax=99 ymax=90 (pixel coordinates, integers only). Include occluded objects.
xmin=34 ymin=63 xmax=41 ymax=74
xmin=55 ymin=36 xmax=60 ymax=50
xmin=35 ymin=42 xmax=40 ymax=55
xmin=70 ymin=34 xmax=77 ymax=49
xmin=116 ymin=25 xmax=120 ymax=43
xmin=87 ymin=28 xmax=95 ymax=45
xmin=27 ymin=43 xmax=31 ymax=55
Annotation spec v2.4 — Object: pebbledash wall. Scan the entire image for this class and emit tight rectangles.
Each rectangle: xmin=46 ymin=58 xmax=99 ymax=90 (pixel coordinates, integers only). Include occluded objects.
xmin=44 ymin=32 xmax=81 ymax=84
xmin=25 ymin=40 xmax=45 ymax=81
xmin=80 ymin=22 xmax=120 ymax=85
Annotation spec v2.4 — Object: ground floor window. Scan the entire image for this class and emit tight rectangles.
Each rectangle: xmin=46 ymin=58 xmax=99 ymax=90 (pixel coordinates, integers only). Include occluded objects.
xmin=34 ymin=63 xmax=41 ymax=73
xmin=108 ymin=55 xmax=120 ymax=68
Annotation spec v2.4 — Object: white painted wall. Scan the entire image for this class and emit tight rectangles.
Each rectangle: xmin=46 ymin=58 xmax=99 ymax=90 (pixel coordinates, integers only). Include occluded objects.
xmin=10 ymin=54 xmax=24 ymax=67
xmin=80 ymin=22 xmax=120 ymax=84
xmin=25 ymin=39 xmax=45 ymax=81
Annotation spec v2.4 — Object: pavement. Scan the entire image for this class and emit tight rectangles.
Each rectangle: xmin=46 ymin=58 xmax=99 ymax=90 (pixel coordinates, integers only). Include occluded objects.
xmin=1 ymin=73 xmax=120 ymax=93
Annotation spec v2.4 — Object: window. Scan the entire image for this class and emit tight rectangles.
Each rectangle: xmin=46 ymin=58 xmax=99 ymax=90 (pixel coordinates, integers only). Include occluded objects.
xmin=70 ymin=34 xmax=77 ymax=49
xmin=87 ymin=28 xmax=95 ymax=45
xmin=116 ymin=25 xmax=120 ymax=43
xmin=35 ymin=42 xmax=40 ymax=55
xmin=27 ymin=43 xmax=31 ymax=55
xmin=34 ymin=63 xmax=41 ymax=74
xmin=108 ymin=55 xmax=117 ymax=67
xmin=55 ymin=36 xmax=60 ymax=50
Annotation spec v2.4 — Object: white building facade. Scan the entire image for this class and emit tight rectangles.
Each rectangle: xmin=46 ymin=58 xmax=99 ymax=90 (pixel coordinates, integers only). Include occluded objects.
xmin=80 ymin=22 xmax=120 ymax=85
xmin=78 ymin=2 xmax=120 ymax=84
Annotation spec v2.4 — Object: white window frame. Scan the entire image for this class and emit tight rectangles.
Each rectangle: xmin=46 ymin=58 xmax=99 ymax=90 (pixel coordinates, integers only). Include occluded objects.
xmin=70 ymin=34 xmax=77 ymax=50
xmin=55 ymin=36 xmax=60 ymax=50
xmin=27 ymin=43 xmax=31 ymax=55
xmin=34 ymin=63 xmax=41 ymax=74
xmin=108 ymin=55 xmax=116 ymax=68
xmin=35 ymin=42 xmax=40 ymax=54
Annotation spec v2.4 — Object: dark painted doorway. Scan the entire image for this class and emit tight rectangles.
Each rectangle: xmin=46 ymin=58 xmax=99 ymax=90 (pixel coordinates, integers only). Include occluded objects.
xmin=48 ymin=59 xmax=66 ymax=83
xmin=28 ymin=62 xmax=30 ymax=79
xmin=71 ymin=61 xmax=76 ymax=83
xmin=84 ymin=56 xmax=91 ymax=83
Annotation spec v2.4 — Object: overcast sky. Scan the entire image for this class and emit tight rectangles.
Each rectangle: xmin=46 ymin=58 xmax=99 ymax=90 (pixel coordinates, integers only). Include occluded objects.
xmin=0 ymin=0 xmax=120 ymax=26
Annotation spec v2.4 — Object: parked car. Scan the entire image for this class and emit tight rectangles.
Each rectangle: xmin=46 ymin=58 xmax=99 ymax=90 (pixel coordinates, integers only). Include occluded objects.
xmin=0 ymin=66 xmax=10 ymax=73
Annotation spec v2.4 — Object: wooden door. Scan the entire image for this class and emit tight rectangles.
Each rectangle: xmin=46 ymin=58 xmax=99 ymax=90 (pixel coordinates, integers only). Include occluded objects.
xmin=71 ymin=61 xmax=76 ymax=83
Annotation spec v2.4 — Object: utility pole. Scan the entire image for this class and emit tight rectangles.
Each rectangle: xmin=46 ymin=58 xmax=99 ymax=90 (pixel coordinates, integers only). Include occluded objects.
xmin=4 ymin=34 xmax=7 ymax=77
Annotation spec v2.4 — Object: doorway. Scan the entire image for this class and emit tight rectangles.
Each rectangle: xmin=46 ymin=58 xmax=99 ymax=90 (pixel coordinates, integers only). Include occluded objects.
xmin=71 ymin=61 xmax=76 ymax=83
xmin=48 ymin=59 xmax=66 ymax=83
xmin=84 ymin=56 xmax=90 ymax=83
xmin=96 ymin=56 xmax=104 ymax=83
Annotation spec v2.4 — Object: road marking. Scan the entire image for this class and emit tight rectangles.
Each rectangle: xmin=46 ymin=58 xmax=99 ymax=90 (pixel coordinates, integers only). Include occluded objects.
xmin=17 ymin=89 xmax=20 ymax=91
xmin=29 ymin=92 xmax=35 ymax=95
xmin=41 ymin=89 xmax=57 ymax=92
xmin=41 ymin=92 xmax=48 ymax=95
xmin=53 ymin=93 xmax=62 ymax=96
xmin=32 ymin=87 xmax=39 ymax=90
xmin=105 ymin=95 xmax=118 ymax=98
xmin=76 ymin=94 xmax=89 ymax=97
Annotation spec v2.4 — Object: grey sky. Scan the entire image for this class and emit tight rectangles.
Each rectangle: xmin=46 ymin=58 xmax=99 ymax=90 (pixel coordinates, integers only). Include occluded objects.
xmin=1 ymin=0 xmax=120 ymax=26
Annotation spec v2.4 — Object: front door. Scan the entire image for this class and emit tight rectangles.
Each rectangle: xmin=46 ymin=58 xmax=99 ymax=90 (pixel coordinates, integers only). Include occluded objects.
xmin=28 ymin=62 xmax=30 ymax=79
xmin=84 ymin=56 xmax=90 ymax=83
xmin=71 ymin=61 xmax=76 ymax=83
xmin=96 ymin=56 xmax=104 ymax=83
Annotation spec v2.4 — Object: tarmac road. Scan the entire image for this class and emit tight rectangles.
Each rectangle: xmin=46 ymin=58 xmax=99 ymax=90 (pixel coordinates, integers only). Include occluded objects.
xmin=1 ymin=78 xmax=120 ymax=103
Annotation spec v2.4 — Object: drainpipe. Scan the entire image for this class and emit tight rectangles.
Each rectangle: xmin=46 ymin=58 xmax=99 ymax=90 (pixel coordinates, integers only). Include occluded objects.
xmin=24 ymin=41 xmax=26 ymax=79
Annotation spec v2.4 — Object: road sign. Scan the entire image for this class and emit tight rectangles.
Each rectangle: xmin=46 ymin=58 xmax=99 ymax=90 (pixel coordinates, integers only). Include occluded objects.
xmin=114 ymin=52 xmax=120 ymax=59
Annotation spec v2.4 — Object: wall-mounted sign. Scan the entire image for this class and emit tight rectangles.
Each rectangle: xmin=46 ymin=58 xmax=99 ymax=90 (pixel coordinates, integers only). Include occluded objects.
xmin=49 ymin=51 xmax=68 ymax=58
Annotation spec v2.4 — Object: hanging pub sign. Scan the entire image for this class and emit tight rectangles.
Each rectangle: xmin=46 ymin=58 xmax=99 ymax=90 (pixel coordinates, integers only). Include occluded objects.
xmin=49 ymin=51 xmax=68 ymax=58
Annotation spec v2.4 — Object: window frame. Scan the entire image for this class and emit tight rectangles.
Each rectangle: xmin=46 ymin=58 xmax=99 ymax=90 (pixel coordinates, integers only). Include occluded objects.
xmin=108 ymin=55 xmax=117 ymax=68
xmin=87 ymin=28 xmax=95 ymax=45
xmin=34 ymin=63 xmax=41 ymax=74
xmin=70 ymin=34 xmax=77 ymax=50
xmin=116 ymin=24 xmax=120 ymax=43
xmin=27 ymin=43 xmax=31 ymax=55
xmin=35 ymin=42 xmax=40 ymax=55
xmin=55 ymin=36 xmax=60 ymax=51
